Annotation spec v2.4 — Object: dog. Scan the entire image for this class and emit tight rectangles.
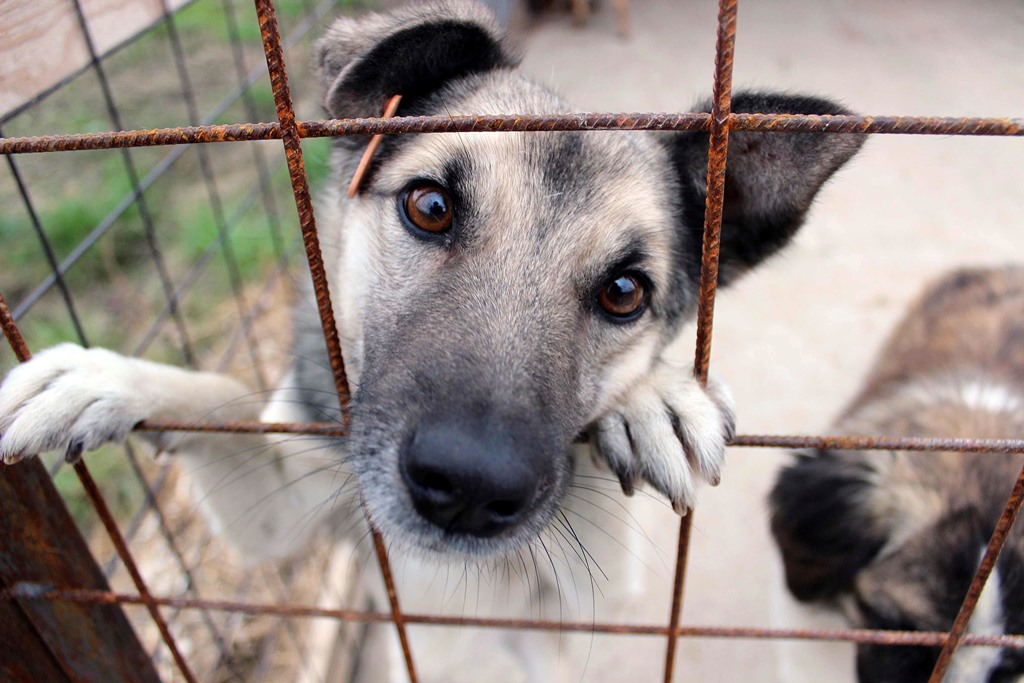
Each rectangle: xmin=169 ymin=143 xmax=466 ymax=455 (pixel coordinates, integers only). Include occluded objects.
xmin=0 ymin=1 xmax=861 ymax=679
xmin=771 ymin=265 xmax=1024 ymax=683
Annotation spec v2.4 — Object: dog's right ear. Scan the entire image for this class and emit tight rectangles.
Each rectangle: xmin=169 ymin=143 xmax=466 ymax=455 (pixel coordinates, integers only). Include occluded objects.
xmin=770 ymin=450 xmax=889 ymax=602
xmin=315 ymin=1 xmax=517 ymax=120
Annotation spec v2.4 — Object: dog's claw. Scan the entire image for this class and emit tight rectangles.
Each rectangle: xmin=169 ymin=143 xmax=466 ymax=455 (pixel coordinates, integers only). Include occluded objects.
xmin=617 ymin=472 xmax=636 ymax=497
xmin=2 ymin=450 xmax=30 ymax=466
xmin=0 ymin=344 xmax=146 ymax=466
xmin=723 ymin=418 xmax=736 ymax=443
xmin=64 ymin=438 xmax=84 ymax=463
xmin=591 ymin=361 xmax=734 ymax=512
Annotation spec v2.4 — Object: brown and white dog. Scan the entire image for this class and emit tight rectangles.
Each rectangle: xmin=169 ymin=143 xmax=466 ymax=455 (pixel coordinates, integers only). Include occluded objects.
xmin=771 ymin=266 xmax=1024 ymax=683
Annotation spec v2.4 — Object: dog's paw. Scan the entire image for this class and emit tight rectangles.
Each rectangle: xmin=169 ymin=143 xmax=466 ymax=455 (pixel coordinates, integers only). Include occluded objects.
xmin=592 ymin=362 xmax=735 ymax=514
xmin=0 ymin=344 xmax=146 ymax=465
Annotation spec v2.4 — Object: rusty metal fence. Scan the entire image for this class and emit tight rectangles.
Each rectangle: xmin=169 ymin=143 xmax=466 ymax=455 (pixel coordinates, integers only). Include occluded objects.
xmin=1 ymin=0 xmax=1024 ymax=682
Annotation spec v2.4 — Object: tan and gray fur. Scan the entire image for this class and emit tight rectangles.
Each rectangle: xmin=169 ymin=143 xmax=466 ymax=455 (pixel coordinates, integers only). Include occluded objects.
xmin=771 ymin=266 xmax=1024 ymax=683
xmin=0 ymin=2 xmax=861 ymax=680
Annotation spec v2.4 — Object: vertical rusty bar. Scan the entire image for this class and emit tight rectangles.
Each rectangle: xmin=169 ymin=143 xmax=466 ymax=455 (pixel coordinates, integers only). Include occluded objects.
xmin=251 ymin=0 xmax=351 ymax=424
xmin=692 ymin=0 xmax=737 ymax=386
xmin=71 ymin=459 xmax=199 ymax=683
xmin=220 ymin=0 xmax=289 ymax=270
xmin=0 ymin=292 xmax=30 ymax=362
xmin=663 ymin=511 xmax=697 ymax=683
xmin=251 ymin=1 xmax=418 ymax=680
xmin=927 ymin=463 xmax=1024 ymax=682
xmin=372 ymin=530 xmax=419 ymax=677
xmin=664 ymin=1 xmax=738 ymax=681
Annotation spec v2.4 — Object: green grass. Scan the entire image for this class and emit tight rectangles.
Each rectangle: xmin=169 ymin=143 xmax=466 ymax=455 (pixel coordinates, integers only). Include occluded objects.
xmin=0 ymin=156 xmax=144 ymax=297
xmin=173 ymin=0 xmax=314 ymax=45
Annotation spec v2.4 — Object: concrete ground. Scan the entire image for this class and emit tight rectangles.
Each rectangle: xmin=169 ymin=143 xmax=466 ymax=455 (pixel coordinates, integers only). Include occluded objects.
xmin=512 ymin=1 xmax=1024 ymax=681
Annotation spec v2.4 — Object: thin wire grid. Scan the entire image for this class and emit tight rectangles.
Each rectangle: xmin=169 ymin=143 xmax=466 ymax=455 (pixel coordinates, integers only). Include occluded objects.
xmin=1 ymin=0 xmax=1023 ymax=682
xmin=68 ymin=0 xmax=198 ymax=366
xmin=2 ymin=1 xmax=342 ymax=679
xmin=160 ymin=0 xmax=269 ymax=391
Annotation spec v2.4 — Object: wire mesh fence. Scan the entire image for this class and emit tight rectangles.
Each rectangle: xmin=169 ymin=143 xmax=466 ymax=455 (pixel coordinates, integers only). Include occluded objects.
xmin=1 ymin=0 xmax=1023 ymax=682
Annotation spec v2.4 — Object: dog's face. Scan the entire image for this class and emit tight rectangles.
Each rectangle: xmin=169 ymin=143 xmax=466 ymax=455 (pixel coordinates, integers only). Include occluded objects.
xmin=318 ymin=0 xmax=861 ymax=559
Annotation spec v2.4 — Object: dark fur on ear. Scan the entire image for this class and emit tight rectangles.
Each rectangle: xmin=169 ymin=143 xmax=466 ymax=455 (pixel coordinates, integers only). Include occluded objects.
xmin=769 ymin=449 xmax=887 ymax=602
xmin=666 ymin=92 xmax=864 ymax=286
xmin=315 ymin=0 xmax=517 ymax=122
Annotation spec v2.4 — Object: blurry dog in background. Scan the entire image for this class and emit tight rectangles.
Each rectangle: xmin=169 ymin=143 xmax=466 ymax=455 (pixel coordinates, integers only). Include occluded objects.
xmin=1 ymin=1 xmax=862 ymax=680
xmin=772 ymin=266 xmax=1024 ymax=683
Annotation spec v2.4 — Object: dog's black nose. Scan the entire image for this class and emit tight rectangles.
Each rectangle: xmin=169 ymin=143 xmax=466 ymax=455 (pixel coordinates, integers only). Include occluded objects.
xmin=401 ymin=419 xmax=541 ymax=537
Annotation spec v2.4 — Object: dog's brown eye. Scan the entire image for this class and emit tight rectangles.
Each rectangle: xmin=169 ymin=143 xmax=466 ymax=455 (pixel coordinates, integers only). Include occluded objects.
xmin=598 ymin=274 xmax=647 ymax=321
xmin=403 ymin=184 xmax=453 ymax=233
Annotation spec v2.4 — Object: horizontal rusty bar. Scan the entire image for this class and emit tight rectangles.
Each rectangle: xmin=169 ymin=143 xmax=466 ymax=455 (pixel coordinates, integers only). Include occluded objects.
xmin=731 ymin=113 xmax=1023 ymax=136
xmin=729 ymin=434 xmax=1024 ymax=453
xmin=137 ymin=418 xmax=348 ymax=436
xmin=3 ymin=584 xmax=1023 ymax=650
xmin=2 ymin=111 xmax=1021 ymax=154
xmin=134 ymin=420 xmax=1024 ymax=454
xmin=0 ymin=122 xmax=282 ymax=153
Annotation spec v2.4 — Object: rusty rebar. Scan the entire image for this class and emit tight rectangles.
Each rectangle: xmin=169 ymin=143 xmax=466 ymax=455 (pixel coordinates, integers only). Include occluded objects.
xmin=2 ymin=0 xmax=1022 ymax=677
xmin=664 ymin=2 xmax=738 ymax=681
xmin=927 ymin=462 xmax=1024 ymax=682
xmin=253 ymin=0 xmax=351 ymax=425
xmin=692 ymin=0 xmax=737 ymax=387
xmin=372 ymin=530 xmax=418 ymax=678
xmin=729 ymin=434 xmax=1024 ymax=453
xmin=71 ymin=461 xmax=198 ymax=683
xmin=4 ymin=583 xmax=1024 ymax=650
xmin=2 ymin=113 xmax=1021 ymax=155
xmin=252 ymin=1 xmax=416 ymax=680
xmin=131 ymin=419 xmax=1024 ymax=454
xmin=731 ymin=113 xmax=1024 ymax=135
xmin=0 ymin=292 xmax=31 ymax=362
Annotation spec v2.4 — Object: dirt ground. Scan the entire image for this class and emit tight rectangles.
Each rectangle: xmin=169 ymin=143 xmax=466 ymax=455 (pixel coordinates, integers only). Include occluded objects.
xmin=513 ymin=0 xmax=1024 ymax=681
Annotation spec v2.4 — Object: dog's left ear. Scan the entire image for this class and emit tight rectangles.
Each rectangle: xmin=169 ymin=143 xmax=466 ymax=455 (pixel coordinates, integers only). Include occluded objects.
xmin=770 ymin=449 xmax=889 ymax=602
xmin=665 ymin=91 xmax=864 ymax=286
xmin=315 ymin=1 xmax=517 ymax=122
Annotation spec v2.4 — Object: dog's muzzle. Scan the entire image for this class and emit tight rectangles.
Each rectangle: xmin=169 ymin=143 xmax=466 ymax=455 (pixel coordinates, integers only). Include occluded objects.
xmin=399 ymin=413 xmax=553 ymax=538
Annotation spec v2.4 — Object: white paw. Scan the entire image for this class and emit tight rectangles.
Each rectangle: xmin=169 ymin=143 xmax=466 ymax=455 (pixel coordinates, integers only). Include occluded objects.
xmin=592 ymin=362 xmax=735 ymax=514
xmin=0 ymin=343 xmax=145 ymax=464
